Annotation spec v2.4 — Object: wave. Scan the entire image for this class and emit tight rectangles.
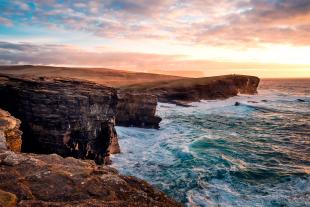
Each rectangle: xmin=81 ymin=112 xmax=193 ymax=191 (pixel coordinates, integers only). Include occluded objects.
xmin=112 ymin=82 xmax=310 ymax=206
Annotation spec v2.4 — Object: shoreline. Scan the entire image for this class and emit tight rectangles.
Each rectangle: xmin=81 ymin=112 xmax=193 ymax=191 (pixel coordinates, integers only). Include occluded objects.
xmin=0 ymin=65 xmax=260 ymax=206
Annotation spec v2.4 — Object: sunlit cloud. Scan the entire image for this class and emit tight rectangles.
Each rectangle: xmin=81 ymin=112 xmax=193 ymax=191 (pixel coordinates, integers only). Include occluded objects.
xmin=0 ymin=41 xmax=309 ymax=78
xmin=0 ymin=0 xmax=309 ymax=77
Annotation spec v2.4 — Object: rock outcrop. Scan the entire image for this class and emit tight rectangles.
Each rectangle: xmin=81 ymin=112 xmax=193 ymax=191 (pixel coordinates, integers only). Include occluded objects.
xmin=116 ymin=92 xmax=162 ymax=129
xmin=0 ymin=109 xmax=181 ymax=207
xmin=123 ymin=75 xmax=260 ymax=104
xmin=0 ymin=109 xmax=22 ymax=152
xmin=0 ymin=151 xmax=181 ymax=207
xmin=0 ymin=75 xmax=119 ymax=164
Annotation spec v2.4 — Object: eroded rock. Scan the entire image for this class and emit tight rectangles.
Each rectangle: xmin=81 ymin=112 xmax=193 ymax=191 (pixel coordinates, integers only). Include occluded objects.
xmin=124 ymin=75 xmax=260 ymax=103
xmin=0 ymin=151 xmax=181 ymax=207
xmin=0 ymin=75 xmax=118 ymax=164
xmin=116 ymin=92 xmax=162 ymax=129
xmin=0 ymin=109 xmax=22 ymax=152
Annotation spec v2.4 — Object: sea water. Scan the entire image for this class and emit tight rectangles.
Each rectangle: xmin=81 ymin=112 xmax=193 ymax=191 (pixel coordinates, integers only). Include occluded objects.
xmin=112 ymin=79 xmax=310 ymax=207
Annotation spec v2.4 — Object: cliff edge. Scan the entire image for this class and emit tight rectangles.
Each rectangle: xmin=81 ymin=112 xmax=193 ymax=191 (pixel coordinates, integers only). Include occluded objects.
xmin=122 ymin=75 xmax=260 ymax=104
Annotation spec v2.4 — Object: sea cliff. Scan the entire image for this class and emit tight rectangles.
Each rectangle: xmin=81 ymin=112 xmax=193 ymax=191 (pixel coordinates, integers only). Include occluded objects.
xmin=0 ymin=73 xmax=260 ymax=163
xmin=0 ymin=108 xmax=181 ymax=207
xmin=122 ymin=75 xmax=260 ymax=104
xmin=0 ymin=67 xmax=260 ymax=206
xmin=0 ymin=75 xmax=119 ymax=164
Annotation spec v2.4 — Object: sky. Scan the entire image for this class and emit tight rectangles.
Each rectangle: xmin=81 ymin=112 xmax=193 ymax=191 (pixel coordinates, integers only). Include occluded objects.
xmin=0 ymin=0 xmax=310 ymax=78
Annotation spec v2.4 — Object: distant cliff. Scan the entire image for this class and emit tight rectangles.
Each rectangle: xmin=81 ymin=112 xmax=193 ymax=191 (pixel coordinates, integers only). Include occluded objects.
xmin=122 ymin=75 xmax=260 ymax=104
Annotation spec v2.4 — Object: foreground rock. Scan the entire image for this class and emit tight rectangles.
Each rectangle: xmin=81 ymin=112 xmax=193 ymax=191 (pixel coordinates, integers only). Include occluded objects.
xmin=0 ymin=151 xmax=181 ymax=207
xmin=0 ymin=109 xmax=22 ymax=152
xmin=0 ymin=108 xmax=181 ymax=207
xmin=0 ymin=75 xmax=119 ymax=164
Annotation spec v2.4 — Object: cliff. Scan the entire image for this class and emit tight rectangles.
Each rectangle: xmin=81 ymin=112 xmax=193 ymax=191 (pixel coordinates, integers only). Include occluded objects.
xmin=0 ymin=75 xmax=119 ymax=164
xmin=0 ymin=74 xmax=260 ymax=160
xmin=0 ymin=109 xmax=181 ymax=207
xmin=116 ymin=92 xmax=162 ymax=129
xmin=123 ymin=75 xmax=260 ymax=104
xmin=0 ymin=66 xmax=260 ymax=128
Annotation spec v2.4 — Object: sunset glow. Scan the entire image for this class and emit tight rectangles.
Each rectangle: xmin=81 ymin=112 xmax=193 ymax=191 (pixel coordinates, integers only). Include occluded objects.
xmin=0 ymin=0 xmax=310 ymax=78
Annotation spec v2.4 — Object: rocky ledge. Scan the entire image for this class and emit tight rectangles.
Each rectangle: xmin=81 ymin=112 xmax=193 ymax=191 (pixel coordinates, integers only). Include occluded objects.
xmin=0 ymin=151 xmax=181 ymax=207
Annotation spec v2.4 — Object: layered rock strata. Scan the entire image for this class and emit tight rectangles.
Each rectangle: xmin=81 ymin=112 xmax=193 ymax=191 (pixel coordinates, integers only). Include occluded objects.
xmin=124 ymin=75 xmax=260 ymax=104
xmin=0 ymin=109 xmax=181 ymax=207
xmin=116 ymin=92 xmax=162 ymax=129
xmin=0 ymin=74 xmax=260 ymax=163
xmin=0 ymin=75 xmax=119 ymax=164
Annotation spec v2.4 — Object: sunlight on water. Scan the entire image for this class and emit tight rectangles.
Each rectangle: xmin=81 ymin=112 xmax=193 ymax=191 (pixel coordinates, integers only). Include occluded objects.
xmin=112 ymin=79 xmax=310 ymax=207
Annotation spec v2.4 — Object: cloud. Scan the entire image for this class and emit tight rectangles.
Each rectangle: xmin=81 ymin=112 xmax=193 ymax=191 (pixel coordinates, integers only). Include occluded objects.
xmin=1 ymin=41 xmax=309 ymax=78
xmin=0 ymin=17 xmax=13 ymax=26
xmin=0 ymin=0 xmax=309 ymax=47
xmin=0 ymin=41 xmax=184 ymax=70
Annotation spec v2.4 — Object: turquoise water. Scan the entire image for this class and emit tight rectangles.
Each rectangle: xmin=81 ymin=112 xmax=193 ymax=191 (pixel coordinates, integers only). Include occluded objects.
xmin=112 ymin=79 xmax=310 ymax=207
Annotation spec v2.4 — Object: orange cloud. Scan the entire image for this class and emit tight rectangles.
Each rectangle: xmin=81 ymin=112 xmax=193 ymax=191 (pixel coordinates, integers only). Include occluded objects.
xmin=0 ymin=42 xmax=309 ymax=78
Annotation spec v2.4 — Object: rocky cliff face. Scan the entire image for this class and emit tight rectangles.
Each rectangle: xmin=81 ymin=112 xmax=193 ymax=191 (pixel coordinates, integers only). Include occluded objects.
xmin=0 ymin=109 xmax=22 ymax=152
xmin=0 ymin=75 xmax=119 ymax=164
xmin=116 ymin=92 xmax=162 ymax=129
xmin=124 ymin=75 xmax=260 ymax=104
xmin=0 ymin=109 xmax=181 ymax=207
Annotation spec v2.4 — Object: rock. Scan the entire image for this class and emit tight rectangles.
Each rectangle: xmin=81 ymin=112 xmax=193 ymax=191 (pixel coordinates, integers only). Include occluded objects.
xmin=0 ymin=109 xmax=22 ymax=152
xmin=0 ymin=150 xmax=28 ymax=166
xmin=0 ymin=189 xmax=17 ymax=207
xmin=0 ymin=132 xmax=7 ymax=150
xmin=248 ymin=101 xmax=259 ymax=103
xmin=261 ymin=100 xmax=268 ymax=102
xmin=170 ymin=100 xmax=192 ymax=107
xmin=297 ymin=99 xmax=305 ymax=102
xmin=124 ymin=75 xmax=260 ymax=103
xmin=234 ymin=102 xmax=241 ymax=106
xmin=116 ymin=92 xmax=162 ymax=129
xmin=0 ymin=151 xmax=181 ymax=207
xmin=0 ymin=75 xmax=119 ymax=164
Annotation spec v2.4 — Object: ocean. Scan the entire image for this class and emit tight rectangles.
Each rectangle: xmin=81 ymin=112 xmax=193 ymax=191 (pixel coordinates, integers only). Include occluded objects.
xmin=112 ymin=79 xmax=310 ymax=207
